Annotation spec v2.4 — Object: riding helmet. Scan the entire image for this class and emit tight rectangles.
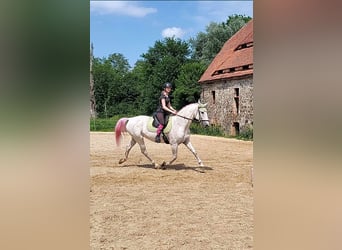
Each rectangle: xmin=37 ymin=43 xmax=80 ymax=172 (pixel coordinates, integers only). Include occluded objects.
xmin=163 ymin=82 xmax=172 ymax=89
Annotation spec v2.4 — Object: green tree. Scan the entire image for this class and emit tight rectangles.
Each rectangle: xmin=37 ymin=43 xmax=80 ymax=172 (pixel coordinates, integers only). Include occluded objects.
xmin=223 ymin=14 xmax=251 ymax=32
xmin=173 ymin=61 xmax=207 ymax=108
xmin=92 ymin=53 xmax=136 ymax=117
xmin=92 ymin=57 xmax=114 ymax=117
xmin=139 ymin=37 xmax=191 ymax=114
xmin=107 ymin=53 xmax=130 ymax=74
xmin=189 ymin=14 xmax=252 ymax=66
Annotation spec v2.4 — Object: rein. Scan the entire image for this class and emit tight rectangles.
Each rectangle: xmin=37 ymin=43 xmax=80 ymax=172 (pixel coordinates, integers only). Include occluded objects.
xmin=176 ymin=114 xmax=193 ymax=120
xmin=176 ymin=111 xmax=209 ymax=122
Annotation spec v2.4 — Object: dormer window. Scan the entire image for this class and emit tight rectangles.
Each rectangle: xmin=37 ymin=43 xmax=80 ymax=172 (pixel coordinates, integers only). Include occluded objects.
xmin=235 ymin=41 xmax=253 ymax=51
xmin=211 ymin=64 xmax=252 ymax=76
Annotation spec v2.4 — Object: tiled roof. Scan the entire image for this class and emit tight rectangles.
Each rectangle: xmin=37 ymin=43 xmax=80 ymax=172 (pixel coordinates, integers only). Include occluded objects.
xmin=198 ymin=19 xmax=253 ymax=83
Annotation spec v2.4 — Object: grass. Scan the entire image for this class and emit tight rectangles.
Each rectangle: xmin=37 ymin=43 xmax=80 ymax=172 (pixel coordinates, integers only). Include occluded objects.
xmin=90 ymin=116 xmax=121 ymax=132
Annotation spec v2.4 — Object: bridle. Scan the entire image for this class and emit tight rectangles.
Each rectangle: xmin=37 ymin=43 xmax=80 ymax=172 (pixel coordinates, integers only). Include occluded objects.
xmin=176 ymin=108 xmax=210 ymax=123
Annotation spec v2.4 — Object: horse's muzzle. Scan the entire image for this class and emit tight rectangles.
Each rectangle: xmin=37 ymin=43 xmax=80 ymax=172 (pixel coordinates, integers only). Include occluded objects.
xmin=203 ymin=122 xmax=210 ymax=128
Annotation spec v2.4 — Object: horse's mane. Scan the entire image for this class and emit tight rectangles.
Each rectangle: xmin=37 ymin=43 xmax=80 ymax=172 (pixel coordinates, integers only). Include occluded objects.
xmin=177 ymin=103 xmax=198 ymax=116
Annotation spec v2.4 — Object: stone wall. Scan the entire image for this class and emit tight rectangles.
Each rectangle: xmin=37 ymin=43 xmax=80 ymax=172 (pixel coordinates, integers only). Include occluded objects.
xmin=201 ymin=75 xmax=253 ymax=135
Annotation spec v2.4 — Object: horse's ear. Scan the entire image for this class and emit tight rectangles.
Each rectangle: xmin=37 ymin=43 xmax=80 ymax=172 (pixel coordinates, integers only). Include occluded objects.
xmin=198 ymin=99 xmax=207 ymax=106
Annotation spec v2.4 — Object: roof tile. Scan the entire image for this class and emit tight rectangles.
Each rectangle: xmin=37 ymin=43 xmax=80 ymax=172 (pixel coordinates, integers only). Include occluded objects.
xmin=199 ymin=19 xmax=253 ymax=83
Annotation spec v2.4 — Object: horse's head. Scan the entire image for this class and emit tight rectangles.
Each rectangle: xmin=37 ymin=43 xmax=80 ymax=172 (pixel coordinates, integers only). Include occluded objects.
xmin=196 ymin=101 xmax=210 ymax=127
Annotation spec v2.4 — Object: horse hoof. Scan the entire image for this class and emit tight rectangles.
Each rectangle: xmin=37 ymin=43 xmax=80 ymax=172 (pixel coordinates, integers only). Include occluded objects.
xmin=119 ymin=158 xmax=125 ymax=164
xmin=161 ymin=161 xmax=167 ymax=170
xmin=154 ymin=163 xmax=160 ymax=169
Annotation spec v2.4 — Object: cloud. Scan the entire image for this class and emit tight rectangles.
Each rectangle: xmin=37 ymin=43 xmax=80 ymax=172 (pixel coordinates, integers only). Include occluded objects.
xmin=161 ymin=27 xmax=186 ymax=39
xmin=90 ymin=1 xmax=157 ymax=17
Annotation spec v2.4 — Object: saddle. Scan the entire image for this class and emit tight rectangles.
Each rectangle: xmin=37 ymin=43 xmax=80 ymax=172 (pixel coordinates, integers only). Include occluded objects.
xmin=147 ymin=114 xmax=173 ymax=144
xmin=148 ymin=114 xmax=172 ymax=132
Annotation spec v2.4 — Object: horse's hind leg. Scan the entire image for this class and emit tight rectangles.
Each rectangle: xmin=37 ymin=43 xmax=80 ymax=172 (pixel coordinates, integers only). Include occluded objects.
xmin=162 ymin=143 xmax=178 ymax=169
xmin=135 ymin=138 xmax=160 ymax=169
xmin=119 ymin=138 xmax=136 ymax=164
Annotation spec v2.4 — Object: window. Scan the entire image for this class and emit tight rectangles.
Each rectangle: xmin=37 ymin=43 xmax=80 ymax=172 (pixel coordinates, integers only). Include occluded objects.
xmin=212 ymin=91 xmax=216 ymax=104
xmin=234 ymin=88 xmax=239 ymax=114
xmin=235 ymin=42 xmax=253 ymax=51
xmin=212 ymin=64 xmax=252 ymax=76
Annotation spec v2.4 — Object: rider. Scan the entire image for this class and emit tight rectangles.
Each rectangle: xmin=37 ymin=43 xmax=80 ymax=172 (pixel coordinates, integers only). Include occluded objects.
xmin=155 ymin=82 xmax=177 ymax=143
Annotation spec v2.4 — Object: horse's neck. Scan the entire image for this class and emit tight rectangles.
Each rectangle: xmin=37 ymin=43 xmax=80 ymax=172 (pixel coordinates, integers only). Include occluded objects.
xmin=176 ymin=104 xmax=198 ymax=128
xmin=179 ymin=103 xmax=198 ymax=119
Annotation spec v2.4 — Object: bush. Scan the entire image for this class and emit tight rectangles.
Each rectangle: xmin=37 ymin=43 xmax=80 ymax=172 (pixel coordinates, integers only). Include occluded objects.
xmin=236 ymin=126 xmax=253 ymax=141
xmin=190 ymin=123 xmax=226 ymax=137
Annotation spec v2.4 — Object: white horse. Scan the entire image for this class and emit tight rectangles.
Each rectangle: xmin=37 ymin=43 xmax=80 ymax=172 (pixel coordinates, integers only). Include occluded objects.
xmin=115 ymin=101 xmax=210 ymax=169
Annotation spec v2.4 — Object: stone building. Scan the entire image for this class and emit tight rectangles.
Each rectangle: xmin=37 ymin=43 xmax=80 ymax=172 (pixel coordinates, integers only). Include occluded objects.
xmin=198 ymin=20 xmax=253 ymax=136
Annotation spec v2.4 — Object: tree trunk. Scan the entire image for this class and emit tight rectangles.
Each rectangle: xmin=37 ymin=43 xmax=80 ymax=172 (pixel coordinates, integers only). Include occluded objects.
xmin=90 ymin=43 xmax=97 ymax=118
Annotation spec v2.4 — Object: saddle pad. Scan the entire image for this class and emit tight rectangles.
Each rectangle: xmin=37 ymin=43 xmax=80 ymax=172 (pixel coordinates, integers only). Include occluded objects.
xmin=147 ymin=116 xmax=173 ymax=133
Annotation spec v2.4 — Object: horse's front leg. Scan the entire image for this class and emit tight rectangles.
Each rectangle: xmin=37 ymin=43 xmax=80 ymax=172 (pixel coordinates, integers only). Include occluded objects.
xmin=183 ymin=140 xmax=204 ymax=166
xmin=161 ymin=143 xmax=178 ymax=169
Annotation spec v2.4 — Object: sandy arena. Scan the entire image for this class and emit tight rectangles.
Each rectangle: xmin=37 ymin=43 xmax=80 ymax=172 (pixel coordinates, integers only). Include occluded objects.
xmin=90 ymin=132 xmax=253 ymax=249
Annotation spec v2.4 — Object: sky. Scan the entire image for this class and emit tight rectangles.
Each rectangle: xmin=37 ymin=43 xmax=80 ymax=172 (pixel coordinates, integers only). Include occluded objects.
xmin=90 ymin=1 xmax=253 ymax=67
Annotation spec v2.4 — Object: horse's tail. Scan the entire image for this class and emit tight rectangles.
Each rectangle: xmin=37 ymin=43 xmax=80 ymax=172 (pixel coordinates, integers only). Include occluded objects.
xmin=114 ymin=118 xmax=128 ymax=147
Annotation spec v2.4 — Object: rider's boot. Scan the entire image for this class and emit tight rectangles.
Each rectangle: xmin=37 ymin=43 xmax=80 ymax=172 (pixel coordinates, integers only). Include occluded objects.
xmin=155 ymin=124 xmax=163 ymax=143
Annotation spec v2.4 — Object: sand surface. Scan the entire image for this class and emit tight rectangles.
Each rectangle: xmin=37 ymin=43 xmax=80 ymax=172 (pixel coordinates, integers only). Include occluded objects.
xmin=90 ymin=132 xmax=253 ymax=249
